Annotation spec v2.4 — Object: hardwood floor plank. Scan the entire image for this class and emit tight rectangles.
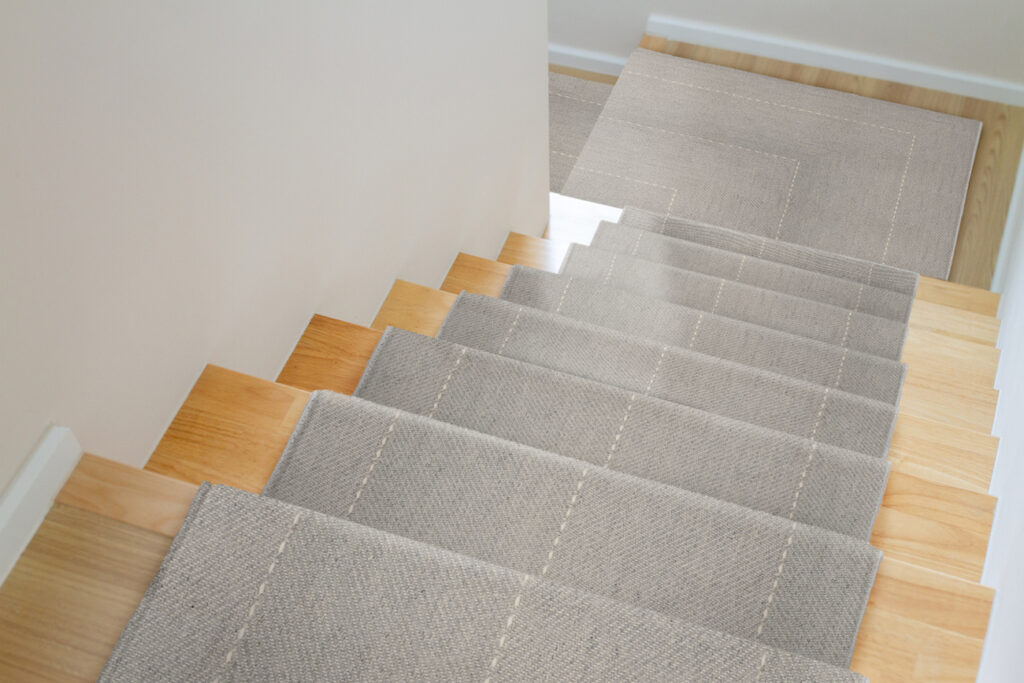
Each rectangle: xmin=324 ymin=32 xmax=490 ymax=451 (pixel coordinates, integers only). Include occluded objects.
xmin=145 ymin=365 xmax=309 ymax=493
xmin=372 ymin=280 xmax=456 ymax=336
xmin=0 ymin=505 xmax=170 ymax=682
xmin=277 ymin=315 xmax=380 ymax=394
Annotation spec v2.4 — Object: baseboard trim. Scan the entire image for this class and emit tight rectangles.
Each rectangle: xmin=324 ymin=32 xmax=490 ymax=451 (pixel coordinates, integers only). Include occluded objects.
xmin=548 ymin=43 xmax=627 ymax=77
xmin=646 ymin=14 xmax=1024 ymax=106
xmin=0 ymin=426 xmax=82 ymax=585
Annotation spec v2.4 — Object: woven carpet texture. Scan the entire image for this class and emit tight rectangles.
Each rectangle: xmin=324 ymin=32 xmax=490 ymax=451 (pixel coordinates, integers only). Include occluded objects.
xmin=438 ymin=293 xmax=897 ymax=456
xmin=100 ymin=485 xmax=866 ymax=681
xmin=500 ymin=266 xmax=907 ymax=404
xmin=591 ymin=221 xmax=915 ymax=321
xmin=354 ymin=328 xmax=889 ymax=539
xmin=558 ymin=48 xmax=980 ymax=277
xmin=561 ymin=244 xmax=909 ymax=359
xmin=617 ymin=206 xmax=921 ymax=295
xmin=96 ymin=47 xmax=950 ymax=680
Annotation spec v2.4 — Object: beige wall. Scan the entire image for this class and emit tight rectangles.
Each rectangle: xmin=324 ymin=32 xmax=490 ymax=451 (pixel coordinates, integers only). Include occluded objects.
xmin=550 ymin=0 xmax=1024 ymax=85
xmin=0 ymin=0 xmax=549 ymax=494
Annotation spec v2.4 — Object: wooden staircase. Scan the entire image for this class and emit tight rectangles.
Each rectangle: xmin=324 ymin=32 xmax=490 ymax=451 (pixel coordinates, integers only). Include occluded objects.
xmin=0 ymin=218 xmax=1002 ymax=681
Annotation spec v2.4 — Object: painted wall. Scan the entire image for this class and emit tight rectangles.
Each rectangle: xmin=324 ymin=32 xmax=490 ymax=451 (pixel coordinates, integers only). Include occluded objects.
xmin=981 ymin=162 xmax=1024 ymax=681
xmin=549 ymin=0 xmax=1024 ymax=86
xmin=0 ymin=0 xmax=548 ymax=494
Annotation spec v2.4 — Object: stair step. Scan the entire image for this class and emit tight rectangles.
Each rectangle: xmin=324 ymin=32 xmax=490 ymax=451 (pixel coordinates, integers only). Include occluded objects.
xmin=56 ymin=453 xmax=198 ymax=536
xmin=125 ymin=363 xmax=992 ymax=677
xmin=493 ymin=237 xmax=1001 ymax=432
xmin=375 ymin=279 xmax=996 ymax=495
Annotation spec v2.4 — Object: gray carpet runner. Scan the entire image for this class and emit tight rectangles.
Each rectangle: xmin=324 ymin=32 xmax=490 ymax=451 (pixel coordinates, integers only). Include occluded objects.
xmin=101 ymin=485 xmax=865 ymax=681
xmin=103 ymin=48 xmax=939 ymax=680
xmin=556 ymin=48 xmax=980 ymax=277
xmin=261 ymin=392 xmax=880 ymax=666
xmin=439 ymin=293 xmax=897 ymax=456
xmin=354 ymin=327 xmax=888 ymax=538
xmin=562 ymin=244 xmax=909 ymax=359
xmin=591 ymin=221 xmax=915 ymax=321
xmin=617 ymin=206 xmax=921 ymax=295
xmin=501 ymin=265 xmax=907 ymax=403
xmin=549 ymin=72 xmax=612 ymax=193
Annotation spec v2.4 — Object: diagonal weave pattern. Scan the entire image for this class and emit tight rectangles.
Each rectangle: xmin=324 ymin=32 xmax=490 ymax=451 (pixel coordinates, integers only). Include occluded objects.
xmin=264 ymin=392 xmax=881 ymax=665
xmin=439 ymin=293 xmax=898 ymax=456
xmin=354 ymin=328 xmax=889 ymax=539
xmin=500 ymin=266 xmax=907 ymax=403
xmin=559 ymin=49 xmax=980 ymax=277
xmin=100 ymin=485 xmax=867 ymax=681
xmin=591 ymin=220 xmax=915 ymax=321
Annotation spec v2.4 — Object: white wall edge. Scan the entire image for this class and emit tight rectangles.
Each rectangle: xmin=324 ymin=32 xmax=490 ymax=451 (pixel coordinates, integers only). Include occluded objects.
xmin=549 ymin=43 xmax=627 ymax=77
xmin=0 ymin=426 xmax=82 ymax=586
xmin=646 ymin=14 xmax=1024 ymax=106
xmin=992 ymin=154 xmax=1024 ymax=298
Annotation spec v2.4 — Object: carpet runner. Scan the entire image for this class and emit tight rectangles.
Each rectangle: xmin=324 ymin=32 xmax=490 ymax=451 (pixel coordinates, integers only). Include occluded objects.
xmin=354 ymin=328 xmax=888 ymax=538
xmin=558 ymin=48 xmax=980 ymax=277
xmin=500 ymin=266 xmax=907 ymax=403
xmin=99 ymin=47 xmax=950 ymax=680
xmin=100 ymin=485 xmax=866 ymax=681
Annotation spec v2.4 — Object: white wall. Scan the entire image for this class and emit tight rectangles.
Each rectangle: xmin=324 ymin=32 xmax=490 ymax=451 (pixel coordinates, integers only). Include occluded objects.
xmin=981 ymin=162 xmax=1024 ymax=681
xmin=0 ymin=0 xmax=549 ymax=495
xmin=549 ymin=0 xmax=1024 ymax=87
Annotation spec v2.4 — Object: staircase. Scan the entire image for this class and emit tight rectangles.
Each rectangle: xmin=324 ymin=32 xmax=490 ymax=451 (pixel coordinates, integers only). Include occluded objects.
xmin=0 ymin=40 xmax=1008 ymax=682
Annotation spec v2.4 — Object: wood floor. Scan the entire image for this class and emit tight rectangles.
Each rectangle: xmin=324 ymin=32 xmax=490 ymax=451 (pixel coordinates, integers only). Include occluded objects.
xmin=0 ymin=40 xmax=1012 ymax=683
xmin=556 ymin=35 xmax=1024 ymax=290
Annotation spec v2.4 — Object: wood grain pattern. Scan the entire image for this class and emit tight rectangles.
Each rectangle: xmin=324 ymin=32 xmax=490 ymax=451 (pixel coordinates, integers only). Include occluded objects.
xmin=376 ymin=286 xmax=994 ymax=579
xmin=497 ymin=233 xmax=1000 ymax=433
xmin=637 ymin=34 xmax=1024 ymax=290
xmin=56 ymin=454 xmax=199 ymax=537
xmin=277 ymin=315 xmax=379 ymax=394
xmin=145 ymin=365 xmax=309 ymax=493
xmin=0 ymin=504 xmax=170 ymax=682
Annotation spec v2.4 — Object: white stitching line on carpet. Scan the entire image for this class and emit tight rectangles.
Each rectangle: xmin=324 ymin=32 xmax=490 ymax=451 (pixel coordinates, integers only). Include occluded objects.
xmin=345 ymin=415 xmax=400 ymax=517
xmin=550 ymin=91 xmax=607 ymax=107
xmin=428 ymin=347 xmax=468 ymax=419
xmin=213 ymin=511 xmax=304 ymax=681
xmin=620 ymin=69 xmax=913 ymax=136
xmin=600 ymin=114 xmax=800 ymax=163
xmin=881 ymin=135 xmax=917 ymax=264
xmin=495 ymin=306 xmax=524 ymax=356
xmin=483 ymin=344 xmax=668 ymax=680
xmin=593 ymin=68 xmax=918 ymax=261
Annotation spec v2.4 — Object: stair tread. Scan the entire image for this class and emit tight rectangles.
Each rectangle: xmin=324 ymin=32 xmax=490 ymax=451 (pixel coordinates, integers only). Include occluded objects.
xmin=26 ymin=432 xmax=989 ymax=682
xmin=495 ymin=235 xmax=1000 ymax=432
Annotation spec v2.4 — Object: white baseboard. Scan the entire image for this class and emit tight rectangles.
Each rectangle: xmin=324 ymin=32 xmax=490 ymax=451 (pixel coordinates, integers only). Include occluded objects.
xmin=646 ymin=14 xmax=1024 ymax=106
xmin=549 ymin=43 xmax=627 ymax=77
xmin=0 ymin=426 xmax=82 ymax=585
